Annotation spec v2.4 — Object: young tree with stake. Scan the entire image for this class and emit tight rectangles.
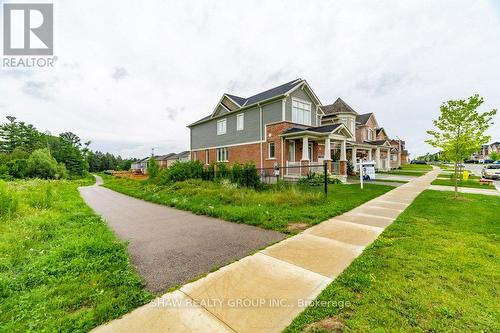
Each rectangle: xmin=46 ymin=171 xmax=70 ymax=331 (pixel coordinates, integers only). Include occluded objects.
xmin=426 ymin=94 xmax=496 ymax=197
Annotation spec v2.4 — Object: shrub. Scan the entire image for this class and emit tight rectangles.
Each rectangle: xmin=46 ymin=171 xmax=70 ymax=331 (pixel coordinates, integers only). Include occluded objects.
xmin=27 ymin=149 xmax=59 ymax=179
xmin=147 ymin=157 xmax=160 ymax=179
xmin=56 ymin=163 xmax=68 ymax=179
xmin=216 ymin=162 xmax=230 ymax=179
xmin=157 ymin=160 xmax=204 ymax=184
xmin=0 ymin=181 xmax=18 ymax=218
xmin=242 ymin=162 xmax=260 ymax=188
xmin=231 ymin=162 xmax=244 ymax=186
xmin=6 ymin=159 xmax=28 ymax=178
xmin=347 ymin=161 xmax=355 ymax=175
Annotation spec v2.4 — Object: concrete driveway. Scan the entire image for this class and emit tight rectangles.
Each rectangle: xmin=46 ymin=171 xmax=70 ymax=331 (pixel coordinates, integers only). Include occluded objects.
xmin=79 ymin=176 xmax=285 ymax=293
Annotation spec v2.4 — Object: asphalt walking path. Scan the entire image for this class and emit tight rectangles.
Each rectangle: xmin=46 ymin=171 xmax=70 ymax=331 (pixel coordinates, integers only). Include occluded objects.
xmin=91 ymin=168 xmax=441 ymax=333
xmin=79 ymin=176 xmax=285 ymax=293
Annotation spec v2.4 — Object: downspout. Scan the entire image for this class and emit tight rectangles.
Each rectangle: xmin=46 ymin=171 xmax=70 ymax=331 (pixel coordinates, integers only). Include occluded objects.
xmin=259 ymin=104 xmax=263 ymax=169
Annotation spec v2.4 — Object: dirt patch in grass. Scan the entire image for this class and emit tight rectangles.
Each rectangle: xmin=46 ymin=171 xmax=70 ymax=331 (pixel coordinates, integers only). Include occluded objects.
xmin=287 ymin=222 xmax=310 ymax=233
xmin=304 ymin=316 xmax=345 ymax=332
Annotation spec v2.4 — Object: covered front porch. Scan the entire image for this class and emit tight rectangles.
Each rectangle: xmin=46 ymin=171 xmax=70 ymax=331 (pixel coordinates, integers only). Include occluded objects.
xmin=279 ymin=124 xmax=353 ymax=182
xmin=347 ymin=141 xmax=394 ymax=172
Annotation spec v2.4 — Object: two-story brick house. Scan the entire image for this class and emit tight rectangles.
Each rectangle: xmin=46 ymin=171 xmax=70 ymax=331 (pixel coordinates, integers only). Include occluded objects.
xmin=188 ymin=79 xmax=407 ymax=181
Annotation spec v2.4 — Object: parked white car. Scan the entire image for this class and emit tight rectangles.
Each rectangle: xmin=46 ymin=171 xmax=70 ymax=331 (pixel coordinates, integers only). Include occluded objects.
xmin=481 ymin=164 xmax=500 ymax=180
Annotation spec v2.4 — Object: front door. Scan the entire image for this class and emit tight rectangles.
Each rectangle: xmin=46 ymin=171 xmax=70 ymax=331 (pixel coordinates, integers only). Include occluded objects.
xmin=288 ymin=141 xmax=295 ymax=162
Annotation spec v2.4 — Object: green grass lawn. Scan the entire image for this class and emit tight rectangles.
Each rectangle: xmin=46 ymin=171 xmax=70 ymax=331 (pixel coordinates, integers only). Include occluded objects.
xmin=284 ymin=190 xmax=500 ymax=332
xmin=432 ymin=178 xmax=495 ymax=189
xmin=101 ymin=175 xmax=392 ymax=233
xmin=438 ymin=173 xmax=480 ymax=180
xmin=0 ymin=179 xmax=152 ymax=332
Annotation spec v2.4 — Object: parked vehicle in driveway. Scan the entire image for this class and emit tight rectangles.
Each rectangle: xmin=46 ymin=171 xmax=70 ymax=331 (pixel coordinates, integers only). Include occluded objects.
xmin=411 ymin=160 xmax=427 ymax=165
xmin=494 ymin=160 xmax=500 ymax=165
xmin=481 ymin=164 xmax=500 ymax=179
xmin=483 ymin=159 xmax=494 ymax=164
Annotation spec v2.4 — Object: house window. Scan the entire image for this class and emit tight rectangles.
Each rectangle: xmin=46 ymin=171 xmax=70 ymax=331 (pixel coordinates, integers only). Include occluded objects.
xmin=308 ymin=143 xmax=313 ymax=160
xmin=217 ymin=147 xmax=228 ymax=162
xmin=292 ymin=99 xmax=311 ymax=125
xmin=205 ymin=149 xmax=209 ymax=164
xmin=217 ymin=119 xmax=227 ymax=135
xmin=367 ymin=129 xmax=373 ymax=141
xmin=193 ymin=151 xmax=197 ymax=161
xmin=349 ymin=119 xmax=355 ymax=134
xmin=237 ymin=113 xmax=244 ymax=131
xmin=341 ymin=117 xmax=347 ymax=126
xmin=268 ymin=142 xmax=275 ymax=159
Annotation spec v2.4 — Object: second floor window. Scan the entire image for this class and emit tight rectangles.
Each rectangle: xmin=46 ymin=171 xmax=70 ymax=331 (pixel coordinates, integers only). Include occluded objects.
xmin=292 ymin=99 xmax=311 ymax=125
xmin=237 ymin=113 xmax=244 ymax=131
xmin=217 ymin=147 xmax=228 ymax=162
xmin=367 ymin=129 xmax=373 ymax=141
xmin=217 ymin=119 xmax=226 ymax=135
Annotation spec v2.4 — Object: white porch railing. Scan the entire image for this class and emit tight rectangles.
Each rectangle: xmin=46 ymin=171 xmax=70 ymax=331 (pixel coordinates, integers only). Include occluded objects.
xmin=286 ymin=161 xmax=302 ymax=176
xmin=332 ymin=161 xmax=340 ymax=175
xmin=285 ymin=161 xmax=328 ymax=176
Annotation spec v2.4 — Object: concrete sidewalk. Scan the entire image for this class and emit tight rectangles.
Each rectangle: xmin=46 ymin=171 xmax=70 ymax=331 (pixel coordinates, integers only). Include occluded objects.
xmin=92 ymin=168 xmax=440 ymax=333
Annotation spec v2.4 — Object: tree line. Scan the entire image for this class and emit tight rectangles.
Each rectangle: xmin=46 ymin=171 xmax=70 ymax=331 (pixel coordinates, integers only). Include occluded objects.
xmin=0 ymin=116 xmax=134 ymax=179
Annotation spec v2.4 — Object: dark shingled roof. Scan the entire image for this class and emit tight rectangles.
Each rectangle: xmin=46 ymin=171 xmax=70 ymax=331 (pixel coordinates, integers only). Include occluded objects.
xmin=243 ymin=79 xmax=303 ymax=106
xmin=282 ymin=123 xmax=341 ymax=135
xmin=370 ymin=140 xmax=389 ymax=146
xmin=321 ymin=98 xmax=358 ymax=116
xmin=356 ymin=113 xmax=373 ymax=125
xmin=189 ymin=79 xmax=304 ymax=126
xmin=157 ymin=153 xmax=177 ymax=160
xmin=225 ymin=94 xmax=247 ymax=106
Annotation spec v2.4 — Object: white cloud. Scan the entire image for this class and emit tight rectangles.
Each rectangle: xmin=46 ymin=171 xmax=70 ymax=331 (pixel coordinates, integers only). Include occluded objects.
xmin=1 ymin=0 xmax=499 ymax=158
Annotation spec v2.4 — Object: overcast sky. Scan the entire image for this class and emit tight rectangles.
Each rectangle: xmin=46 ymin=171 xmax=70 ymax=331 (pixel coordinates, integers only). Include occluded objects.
xmin=1 ymin=0 xmax=499 ymax=158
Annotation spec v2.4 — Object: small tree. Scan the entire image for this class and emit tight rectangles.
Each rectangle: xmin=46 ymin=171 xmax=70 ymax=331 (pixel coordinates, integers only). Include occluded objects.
xmin=489 ymin=151 xmax=499 ymax=161
xmin=27 ymin=149 xmax=59 ymax=179
xmin=147 ymin=156 xmax=160 ymax=179
xmin=426 ymin=95 xmax=496 ymax=197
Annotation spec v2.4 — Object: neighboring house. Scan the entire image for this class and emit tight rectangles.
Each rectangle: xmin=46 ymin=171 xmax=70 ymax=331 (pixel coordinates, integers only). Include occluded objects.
xmin=130 ymin=157 xmax=150 ymax=174
xmin=177 ymin=151 xmax=191 ymax=162
xmin=188 ymin=78 xmax=408 ymax=181
xmin=130 ymin=152 xmax=191 ymax=173
xmin=389 ymin=139 xmax=409 ymax=168
xmin=471 ymin=141 xmax=500 ymax=161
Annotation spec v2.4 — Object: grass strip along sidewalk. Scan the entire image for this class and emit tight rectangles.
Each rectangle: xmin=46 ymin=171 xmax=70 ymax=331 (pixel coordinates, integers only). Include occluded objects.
xmin=0 ymin=179 xmax=152 ymax=332
xmin=101 ymin=175 xmax=392 ymax=233
xmin=431 ymin=178 xmax=495 ymax=189
xmin=284 ymin=190 xmax=500 ymax=332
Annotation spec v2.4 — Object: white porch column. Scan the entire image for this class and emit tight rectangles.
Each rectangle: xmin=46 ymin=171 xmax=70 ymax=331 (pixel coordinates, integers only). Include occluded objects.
xmin=376 ymin=148 xmax=381 ymax=169
xmin=386 ymin=149 xmax=391 ymax=170
xmin=351 ymin=147 xmax=357 ymax=169
xmin=302 ymin=137 xmax=309 ymax=161
xmin=368 ymin=149 xmax=372 ymax=161
xmin=340 ymin=140 xmax=347 ymax=161
xmin=324 ymin=137 xmax=331 ymax=160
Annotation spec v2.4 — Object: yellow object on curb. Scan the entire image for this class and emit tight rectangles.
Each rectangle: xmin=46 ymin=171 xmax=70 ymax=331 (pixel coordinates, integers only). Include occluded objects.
xmin=463 ymin=171 xmax=469 ymax=181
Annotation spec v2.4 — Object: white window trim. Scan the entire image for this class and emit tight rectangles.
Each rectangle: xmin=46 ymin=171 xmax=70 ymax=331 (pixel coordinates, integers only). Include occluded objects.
xmin=268 ymin=142 xmax=276 ymax=159
xmin=217 ymin=118 xmax=227 ymax=135
xmin=236 ymin=113 xmax=244 ymax=131
xmin=291 ymin=97 xmax=312 ymax=126
xmin=217 ymin=147 xmax=228 ymax=162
